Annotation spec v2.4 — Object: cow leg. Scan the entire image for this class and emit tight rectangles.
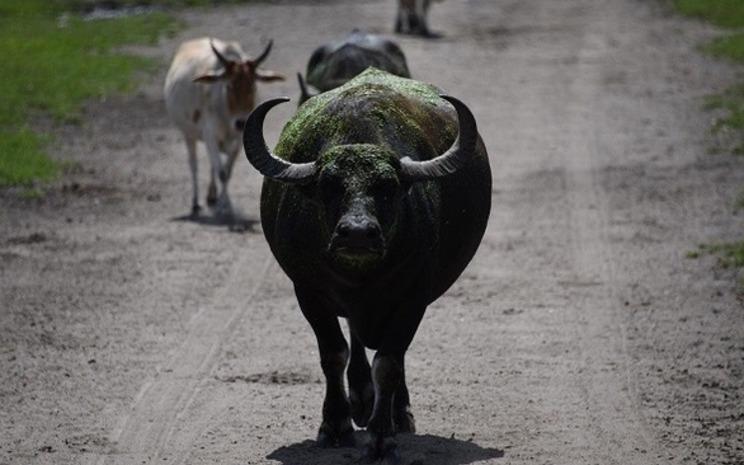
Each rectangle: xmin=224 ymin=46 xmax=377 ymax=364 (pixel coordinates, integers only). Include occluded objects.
xmin=295 ymin=286 xmax=354 ymax=448
xmin=185 ymin=137 xmax=200 ymax=218
xmin=364 ymin=306 xmax=425 ymax=461
xmin=347 ymin=330 xmax=374 ymax=428
xmin=204 ymin=137 xmax=231 ymax=217
xmin=206 ymin=174 xmax=217 ymax=207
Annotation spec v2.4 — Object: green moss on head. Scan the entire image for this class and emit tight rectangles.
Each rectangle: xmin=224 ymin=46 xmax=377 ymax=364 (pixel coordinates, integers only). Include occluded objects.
xmin=318 ymin=144 xmax=399 ymax=174
xmin=275 ymin=68 xmax=455 ymax=164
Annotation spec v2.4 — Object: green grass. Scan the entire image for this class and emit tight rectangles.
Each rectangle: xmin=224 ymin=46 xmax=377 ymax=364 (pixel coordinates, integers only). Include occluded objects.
xmin=703 ymin=84 xmax=744 ymax=153
xmin=0 ymin=0 xmax=179 ymax=187
xmin=705 ymin=33 xmax=744 ymax=63
xmin=674 ymin=0 xmax=744 ymax=28
xmin=691 ymin=242 xmax=744 ymax=269
xmin=674 ymin=1 xmax=744 ymax=154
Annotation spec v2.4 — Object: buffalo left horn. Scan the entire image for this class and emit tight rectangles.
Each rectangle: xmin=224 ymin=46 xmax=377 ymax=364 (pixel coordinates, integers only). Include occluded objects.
xmin=243 ymin=97 xmax=317 ymax=183
xmin=399 ymin=95 xmax=478 ymax=182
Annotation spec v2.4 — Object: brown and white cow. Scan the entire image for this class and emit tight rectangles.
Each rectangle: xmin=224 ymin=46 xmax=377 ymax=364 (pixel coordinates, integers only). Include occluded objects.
xmin=164 ymin=37 xmax=284 ymax=219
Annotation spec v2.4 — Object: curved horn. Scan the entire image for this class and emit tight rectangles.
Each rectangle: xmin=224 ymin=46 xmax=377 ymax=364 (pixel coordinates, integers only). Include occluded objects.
xmin=253 ymin=39 xmax=273 ymax=66
xmin=243 ymin=97 xmax=317 ymax=183
xmin=297 ymin=73 xmax=312 ymax=103
xmin=210 ymin=38 xmax=232 ymax=68
xmin=399 ymin=95 xmax=478 ymax=182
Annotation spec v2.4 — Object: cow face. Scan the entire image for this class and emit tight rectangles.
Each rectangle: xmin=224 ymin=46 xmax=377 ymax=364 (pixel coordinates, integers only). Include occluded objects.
xmin=194 ymin=39 xmax=285 ymax=115
xmin=315 ymin=145 xmax=404 ymax=273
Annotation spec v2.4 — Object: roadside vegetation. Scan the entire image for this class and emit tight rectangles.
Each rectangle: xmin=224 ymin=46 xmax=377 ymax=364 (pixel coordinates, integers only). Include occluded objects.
xmin=0 ymin=0 xmax=179 ymax=187
xmin=675 ymin=0 xmax=744 ymax=279
xmin=674 ymin=0 xmax=744 ymax=153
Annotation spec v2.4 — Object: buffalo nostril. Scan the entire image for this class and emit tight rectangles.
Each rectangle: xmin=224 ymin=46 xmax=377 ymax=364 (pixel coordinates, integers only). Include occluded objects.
xmin=365 ymin=223 xmax=381 ymax=238
xmin=337 ymin=223 xmax=351 ymax=237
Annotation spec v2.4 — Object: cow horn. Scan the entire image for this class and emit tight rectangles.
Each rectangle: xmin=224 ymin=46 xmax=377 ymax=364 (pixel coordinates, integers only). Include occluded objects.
xmin=399 ymin=95 xmax=478 ymax=182
xmin=210 ymin=39 xmax=232 ymax=68
xmin=253 ymin=39 xmax=273 ymax=66
xmin=243 ymin=97 xmax=317 ymax=183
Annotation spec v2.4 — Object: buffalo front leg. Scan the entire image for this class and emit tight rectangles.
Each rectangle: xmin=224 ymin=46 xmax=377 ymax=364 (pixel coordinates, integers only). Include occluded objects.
xmin=364 ymin=306 xmax=425 ymax=460
xmin=393 ymin=358 xmax=415 ymax=433
xmin=295 ymin=286 xmax=354 ymax=447
xmin=347 ymin=330 xmax=374 ymax=428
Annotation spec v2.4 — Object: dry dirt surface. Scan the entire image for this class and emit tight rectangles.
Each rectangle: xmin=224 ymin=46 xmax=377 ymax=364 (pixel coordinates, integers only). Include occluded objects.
xmin=2 ymin=0 xmax=744 ymax=464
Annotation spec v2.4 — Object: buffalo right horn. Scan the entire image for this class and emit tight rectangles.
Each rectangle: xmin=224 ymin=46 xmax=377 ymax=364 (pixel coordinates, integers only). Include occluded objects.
xmin=399 ymin=95 xmax=478 ymax=182
xmin=243 ymin=97 xmax=317 ymax=183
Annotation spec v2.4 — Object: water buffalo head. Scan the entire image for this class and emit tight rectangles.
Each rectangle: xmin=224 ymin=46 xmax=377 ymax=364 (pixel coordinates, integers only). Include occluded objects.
xmin=243 ymin=95 xmax=477 ymax=274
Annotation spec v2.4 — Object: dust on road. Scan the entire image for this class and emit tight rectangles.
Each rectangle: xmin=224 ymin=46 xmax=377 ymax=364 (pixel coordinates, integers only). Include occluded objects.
xmin=1 ymin=1 xmax=743 ymax=464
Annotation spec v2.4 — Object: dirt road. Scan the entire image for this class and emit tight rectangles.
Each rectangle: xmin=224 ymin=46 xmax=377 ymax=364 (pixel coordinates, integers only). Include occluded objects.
xmin=2 ymin=0 xmax=743 ymax=464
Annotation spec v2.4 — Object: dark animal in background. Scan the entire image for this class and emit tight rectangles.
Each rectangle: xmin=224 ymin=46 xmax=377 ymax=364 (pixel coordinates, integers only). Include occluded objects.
xmin=297 ymin=30 xmax=411 ymax=105
xmin=164 ymin=37 xmax=285 ymax=219
xmin=396 ymin=0 xmax=444 ymax=37
xmin=243 ymin=68 xmax=491 ymax=460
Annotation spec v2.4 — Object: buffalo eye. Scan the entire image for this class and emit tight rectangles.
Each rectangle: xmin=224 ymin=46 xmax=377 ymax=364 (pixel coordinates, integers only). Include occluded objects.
xmin=372 ymin=178 xmax=399 ymax=204
xmin=319 ymin=175 xmax=345 ymax=203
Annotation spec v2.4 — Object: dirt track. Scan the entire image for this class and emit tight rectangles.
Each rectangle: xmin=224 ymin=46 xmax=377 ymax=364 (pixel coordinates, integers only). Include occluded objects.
xmin=2 ymin=0 xmax=744 ymax=464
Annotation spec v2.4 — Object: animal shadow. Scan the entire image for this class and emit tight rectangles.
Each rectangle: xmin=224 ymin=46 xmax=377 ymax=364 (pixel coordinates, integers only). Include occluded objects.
xmin=267 ymin=433 xmax=504 ymax=465
xmin=171 ymin=209 xmax=259 ymax=233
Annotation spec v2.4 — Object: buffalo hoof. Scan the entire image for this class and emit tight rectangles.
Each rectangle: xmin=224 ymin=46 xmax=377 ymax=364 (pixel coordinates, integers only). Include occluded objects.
xmin=350 ymin=385 xmax=374 ymax=428
xmin=362 ymin=434 xmax=399 ymax=464
xmin=317 ymin=424 xmax=355 ymax=448
xmin=394 ymin=409 xmax=415 ymax=433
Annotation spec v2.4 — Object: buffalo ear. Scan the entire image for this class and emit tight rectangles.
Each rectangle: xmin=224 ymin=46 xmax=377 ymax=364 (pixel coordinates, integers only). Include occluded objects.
xmin=193 ymin=72 xmax=228 ymax=83
xmin=256 ymin=69 xmax=286 ymax=82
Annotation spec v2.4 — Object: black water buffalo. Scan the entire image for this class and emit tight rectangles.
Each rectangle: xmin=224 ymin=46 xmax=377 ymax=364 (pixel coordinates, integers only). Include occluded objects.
xmin=243 ymin=68 xmax=491 ymax=460
xmin=297 ymin=30 xmax=410 ymax=105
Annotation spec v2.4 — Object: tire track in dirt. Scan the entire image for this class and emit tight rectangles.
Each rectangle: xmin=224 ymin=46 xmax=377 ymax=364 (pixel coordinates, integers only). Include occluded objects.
xmin=87 ymin=252 xmax=274 ymax=465
xmin=561 ymin=24 xmax=658 ymax=462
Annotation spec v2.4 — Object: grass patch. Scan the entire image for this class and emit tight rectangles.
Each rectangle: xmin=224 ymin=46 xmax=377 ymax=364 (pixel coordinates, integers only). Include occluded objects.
xmin=691 ymin=241 xmax=744 ymax=269
xmin=704 ymin=84 xmax=744 ymax=153
xmin=676 ymin=1 xmax=744 ymax=154
xmin=674 ymin=0 xmax=744 ymax=28
xmin=0 ymin=129 xmax=57 ymax=186
xmin=0 ymin=0 xmax=179 ymax=187
xmin=705 ymin=33 xmax=744 ymax=63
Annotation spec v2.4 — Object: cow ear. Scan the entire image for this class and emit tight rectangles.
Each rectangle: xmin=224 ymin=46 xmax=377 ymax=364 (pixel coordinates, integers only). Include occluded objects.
xmin=256 ymin=69 xmax=286 ymax=82
xmin=193 ymin=72 xmax=227 ymax=83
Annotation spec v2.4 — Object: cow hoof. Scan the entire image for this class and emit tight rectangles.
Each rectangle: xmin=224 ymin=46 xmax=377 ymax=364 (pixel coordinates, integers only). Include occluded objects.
xmin=317 ymin=425 xmax=355 ymax=448
xmin=190 ymin=204 xmax=201 ymax=219
xmin=362 ymin=434 xmax=398 ymax=463
xmin=206 ymin=194 xmax=217 ymax=207
xmin=394 ymin=409 xmax=415 ymax=433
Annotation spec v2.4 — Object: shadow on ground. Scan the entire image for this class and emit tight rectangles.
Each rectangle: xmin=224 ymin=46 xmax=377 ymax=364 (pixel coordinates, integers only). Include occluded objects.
xmin=267 ymin=433 xmax=504 ymax=465
xmin=171 ymin=210 xmax=259 ymax=233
